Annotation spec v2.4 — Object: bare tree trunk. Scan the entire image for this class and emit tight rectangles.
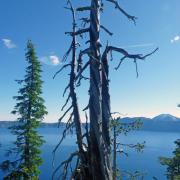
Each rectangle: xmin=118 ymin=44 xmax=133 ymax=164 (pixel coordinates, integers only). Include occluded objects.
xmin=102 ymin=47 xmax=112 ymax=178
xmin=71 ymin=35 xmax=89 ymax=179
xmin=53 ymin=1 xmax=158 ymax=179
xmin=69 ymin=4 xmax=91 ymax=179
xmin=112 ymin=125 xmax=117 ymax=180
xmin=101 ymin=48 xmax=111 ymax=148
xmin=89 ymin=0 xmax=112 ymax=179
xmin=70 ymin=3 xmax=84 ymax=162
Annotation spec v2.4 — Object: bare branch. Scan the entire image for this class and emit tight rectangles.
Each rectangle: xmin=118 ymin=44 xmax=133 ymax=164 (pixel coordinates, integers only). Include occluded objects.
xmin=52 ymin=115 xmax=74 ymax=169
xmin=84 ymin=111 xmax=90 ymax=146
xmin=76 ymin=48 xmax=91 ymax=86
xmin=53 ymin=64 xmax=71 ymax=79
xmin=64 ymin=6 xmax=71 ymax=11
xmin=77 ymin=48 xmax=91 ymax=72
xmin=60 ymin=151 xmax=79 ymax=180
xmin=116 ymin=149 xmax=128 ymax=157
xmin=52 ymin=151 xmax=79 ymax=180
xmin=61 ymin=93 xmax=71 ymax=111
xmin=76 ymin=6 xmax=91 ymax=12
xmin=63 ymin=84 xmax=70 ymax=97
xmin=76 ymin=75 xmax=89 ymax=87
xmin=134 ymin=59 xmax=139 ymax=78
xmin=83 ymin=104 xmax=89 ymax=111
xmin=85 ymin=40 xmax=91 ymax=44
xmin=114 ymin=56 xmax=126 ymax=70
xmin=141 ymin=48 xmax=159 ymax=59
xmin=106 ymin=46 xmax=159 ymax=74
xmin=117 ymin=142 xmax=145 ymax=152
xmin=62 ymin=41 xmax=73 ymax=62
xmin=100 ymin=25 xmax=113 ymax=36
xmin=80 ymin=18 xmax=90 ymax=28
xmin=65 ymin=28 xmax=89 ymax=36
xmin=58 ymin=105 xmax=73 ymax=125
xmin=106 ymin=0 xmax=137 ymax=24
xmin=80 ymin=18 xmax=90 ymax=24
xmin=80 ymin=19 xmax=113 ymax=36
xmin=75 ymin=61 xmax=90 ymax=82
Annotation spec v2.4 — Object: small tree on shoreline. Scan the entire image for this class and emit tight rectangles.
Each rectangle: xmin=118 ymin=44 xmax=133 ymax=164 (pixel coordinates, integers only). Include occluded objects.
xmin=111 ymin=116 xmax=145 ymax=180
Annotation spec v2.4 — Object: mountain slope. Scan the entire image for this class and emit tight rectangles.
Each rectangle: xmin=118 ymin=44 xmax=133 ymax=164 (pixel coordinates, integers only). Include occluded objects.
xmin=0 ymin=114 xmax=180 ymax=132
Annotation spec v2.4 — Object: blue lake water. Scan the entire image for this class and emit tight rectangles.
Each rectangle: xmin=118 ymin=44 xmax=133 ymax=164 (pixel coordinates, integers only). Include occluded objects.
xmin=0 ymin=128 xmax=179 ymax=180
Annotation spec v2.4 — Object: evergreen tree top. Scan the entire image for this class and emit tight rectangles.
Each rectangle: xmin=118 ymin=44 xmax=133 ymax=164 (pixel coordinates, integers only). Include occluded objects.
xmin=1 ymin=40 xmax=47 ymax=179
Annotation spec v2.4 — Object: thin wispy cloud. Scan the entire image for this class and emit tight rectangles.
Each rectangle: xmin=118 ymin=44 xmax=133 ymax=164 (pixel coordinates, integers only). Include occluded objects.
xmin=170 ymin=35 xmax=180 ymax=43
xmin=40 ymin=55 xmax=60 ymax=66
xmin=2 ymin=38 xmax=16 ymax=49
xmin=120 ymin=43 xmax=154 ymax=49
xmin=49 ymin=55 xmax=60 ymax=65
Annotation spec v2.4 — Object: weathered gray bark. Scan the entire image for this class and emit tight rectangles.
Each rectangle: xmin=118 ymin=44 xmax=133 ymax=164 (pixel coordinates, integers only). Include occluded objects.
xmin=69 ymin=4 xmax=90 ymax=179
xmin=101 ymin=46 xmax=112 ymax=177
xmin=89 ymin=0 xmax=112 ymax=179
xmin=54 ymin=1 xmax=158 ymax=179
xmin=52 ymin=2 xmax=91 ymax=179
xmin=102 ymin=48 xmax=111 ymax=146
xmin=112 ymin=125 xmax=117 ymax=180
xmin=70 ymin=1 xmax=83 ymax=161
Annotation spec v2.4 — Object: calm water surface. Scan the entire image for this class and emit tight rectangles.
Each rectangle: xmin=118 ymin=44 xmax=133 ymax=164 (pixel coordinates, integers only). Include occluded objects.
xmin=0 ymin=128 xmax=179 ymax=180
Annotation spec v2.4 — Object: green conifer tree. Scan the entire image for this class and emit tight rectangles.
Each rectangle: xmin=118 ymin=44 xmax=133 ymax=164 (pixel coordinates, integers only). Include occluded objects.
xmin=160 ymin=139 xmax=180 ymax=180
xmin=0 ymin=40 xmax=47 ymax=179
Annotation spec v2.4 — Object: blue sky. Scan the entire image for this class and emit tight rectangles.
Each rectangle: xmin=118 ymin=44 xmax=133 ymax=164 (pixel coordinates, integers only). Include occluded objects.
xmin=0 ymin=0 xmax=180 ymax=122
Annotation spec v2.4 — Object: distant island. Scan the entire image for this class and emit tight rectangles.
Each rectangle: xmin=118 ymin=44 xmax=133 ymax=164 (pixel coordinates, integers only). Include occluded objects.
xmin=0 ymin=114 xmax=180 ymax=132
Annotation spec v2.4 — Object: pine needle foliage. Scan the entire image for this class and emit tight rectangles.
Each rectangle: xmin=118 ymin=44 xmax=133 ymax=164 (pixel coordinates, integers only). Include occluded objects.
xmin=160 ymin=139 xmax=180 ymax=180
xmin=0 ymin=40 xmax=47 ymax=180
